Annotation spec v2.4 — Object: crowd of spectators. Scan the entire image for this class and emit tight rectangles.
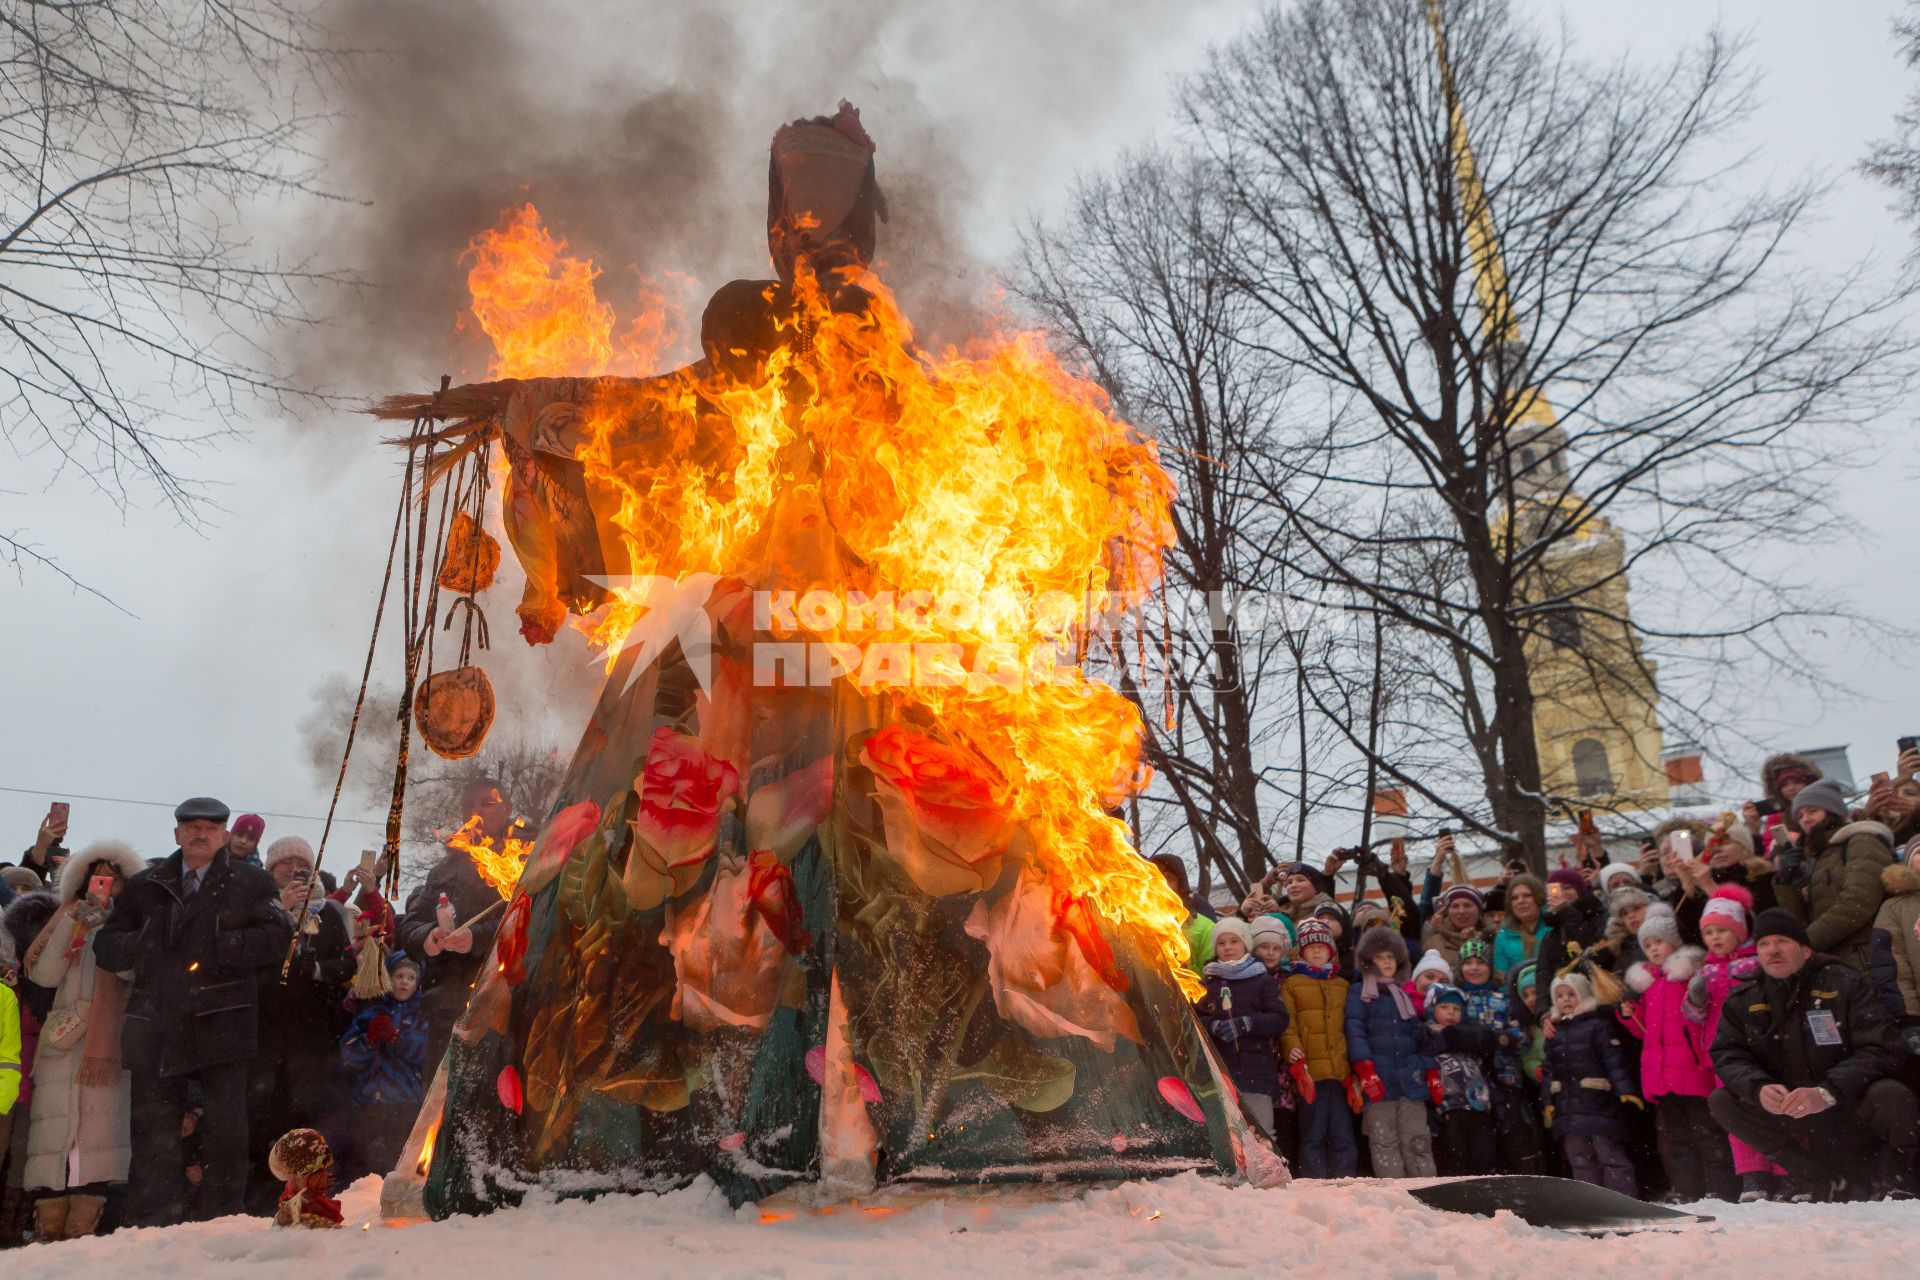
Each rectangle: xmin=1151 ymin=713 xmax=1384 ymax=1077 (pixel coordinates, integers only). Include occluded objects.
xmin=1171 ymin=746 xmax=1920 ymax=1204
xmin=0 ymin=781 xmax=517 ymax=1244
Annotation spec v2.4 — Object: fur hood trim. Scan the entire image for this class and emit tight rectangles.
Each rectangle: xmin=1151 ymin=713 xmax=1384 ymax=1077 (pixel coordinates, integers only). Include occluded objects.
xmin=3 ymin=890 xmax=60 ymax=956
xmin=1833 ymin=820 xmax=1895 ymax=851
xmin=1551 ymin=971 xmax=1599 ymax=1018
xmin=57 ymin=839 xmax=145 ymax=902
xmin=1663 ymin=945 xmax=1706 ymax=983
xmin=1355 ymin=925 xmax=1410 ymax=980
xmin=1882 ymin=861 xmax=1920 ymax=897
xmin=1761 ymin=752 xmax=1823 ymax=805
xmin=1626 ymin=960 xmax=1658 ymax=994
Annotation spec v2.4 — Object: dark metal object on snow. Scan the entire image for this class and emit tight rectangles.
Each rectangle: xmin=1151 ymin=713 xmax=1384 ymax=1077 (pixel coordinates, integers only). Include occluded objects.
xmin=1409 ymin=1175 xmax=1715 ymax=1236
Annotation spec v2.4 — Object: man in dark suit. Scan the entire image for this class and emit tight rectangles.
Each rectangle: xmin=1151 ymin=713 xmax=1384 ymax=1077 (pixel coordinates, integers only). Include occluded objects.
xmin=95 ymin=796 xmax=291 ymax=1225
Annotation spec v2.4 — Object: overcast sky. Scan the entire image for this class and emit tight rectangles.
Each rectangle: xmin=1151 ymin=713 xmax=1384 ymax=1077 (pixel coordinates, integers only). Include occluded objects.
xmin=3 ymin=0 xmax=1913 ymax=865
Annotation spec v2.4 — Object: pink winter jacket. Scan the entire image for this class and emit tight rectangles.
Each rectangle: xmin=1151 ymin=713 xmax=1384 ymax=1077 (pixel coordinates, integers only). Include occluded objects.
xmin=1682 ymin=943 xmax=1760 ymax=1084
xmin=1624 ymin=947 xmax=1714 ymax=1099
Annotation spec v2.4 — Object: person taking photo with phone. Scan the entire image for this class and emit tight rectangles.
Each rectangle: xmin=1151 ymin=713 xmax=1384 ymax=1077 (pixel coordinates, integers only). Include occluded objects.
xmin=2 ymin=804 xmax=72 ymax=888
xmin=18 ymin=839 xmax=143 ymax=1240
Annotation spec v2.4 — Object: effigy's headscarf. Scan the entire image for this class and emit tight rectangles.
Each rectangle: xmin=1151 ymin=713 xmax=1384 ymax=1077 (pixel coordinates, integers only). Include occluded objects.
xmin=767 ymin=100 xmax=888 ymax=283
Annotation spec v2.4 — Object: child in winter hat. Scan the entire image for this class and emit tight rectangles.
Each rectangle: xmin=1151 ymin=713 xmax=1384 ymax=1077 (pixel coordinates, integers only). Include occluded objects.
xmin=1211 ymin=915 xmax=1254 ymax=954
xmin=1250 ymin=915 xmax=1293 ymax=975
xmin=1278 ymin=916 xmax=1358 ymax=1176
xmin=1636 ymin=903 xmax=1683 ymax=953
xmin=1347 ymin=926 xmax=1437 ymax=1178
xmin=1681 ymin=884 xmax=1780 ymax=1199
xmin=1698 ymin=885 xmax=1752 ymax=948
xmin=1542 ymin=971 xmax=1642 ymax=1197
xmin=1194 ymin=915 xmax=1288 ymax=1139
xmin=1410 ymin=949 xmax=1453 ymax=1001
xmin=1421 ymin=982 xmax=1502 ymax=1173
xmin=340 ymin=952 xmax=429 ymax=1182
xmin=1623 ymin=905 xmax=1730 ymax=1202
xmin=1453 ymin=938 xmax=1537 ymax=1167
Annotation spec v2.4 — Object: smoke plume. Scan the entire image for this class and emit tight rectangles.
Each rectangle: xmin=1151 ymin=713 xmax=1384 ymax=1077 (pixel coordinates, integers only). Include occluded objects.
xmin=292 ymin=0 xmax=1226 ymax=395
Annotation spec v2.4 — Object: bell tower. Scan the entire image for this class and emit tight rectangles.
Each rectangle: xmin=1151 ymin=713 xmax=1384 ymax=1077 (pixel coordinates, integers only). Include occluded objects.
xmin=1428 ymin=1 xmax=1668 ymax=812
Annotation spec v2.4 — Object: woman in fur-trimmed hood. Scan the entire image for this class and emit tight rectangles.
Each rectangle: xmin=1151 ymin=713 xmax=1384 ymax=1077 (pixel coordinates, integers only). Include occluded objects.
xmin=1870 ymin=845 xmax=1920 ymax=1023
xmin=21 ymin=839 xmax=142 ymax=1240
xmin=1760 ymin=752 xmax=1823 ymax=809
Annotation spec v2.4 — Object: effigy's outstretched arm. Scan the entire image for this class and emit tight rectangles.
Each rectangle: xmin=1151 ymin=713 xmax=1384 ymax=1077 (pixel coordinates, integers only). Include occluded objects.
xmin=368 ymin=370 xmax=705 ymax=645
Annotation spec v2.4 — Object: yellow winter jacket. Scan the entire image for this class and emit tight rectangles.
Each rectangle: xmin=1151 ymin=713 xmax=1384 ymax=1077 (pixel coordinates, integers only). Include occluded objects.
xmin=0 ymin=983 xmax=20 ymax=1115
xmin=1279 ymin=970 xmax=1351 ymax=1082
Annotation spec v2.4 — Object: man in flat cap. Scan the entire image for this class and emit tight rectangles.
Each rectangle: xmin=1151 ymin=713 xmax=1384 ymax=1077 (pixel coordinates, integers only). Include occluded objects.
xmin=95 ymin=796 xmax=292 ymax=1225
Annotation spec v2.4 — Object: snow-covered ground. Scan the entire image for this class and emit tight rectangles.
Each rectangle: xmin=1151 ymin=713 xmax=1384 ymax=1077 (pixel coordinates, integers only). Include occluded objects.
xmin=13 ymin=1174 xmax=1911 ymax=1278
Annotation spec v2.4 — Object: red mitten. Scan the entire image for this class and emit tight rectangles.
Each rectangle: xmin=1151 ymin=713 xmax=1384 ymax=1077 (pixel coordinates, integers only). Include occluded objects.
xmin=367 ymin=1012 xmax=398 ymax=1048
xmin=1342 ymin=1074 xmax=1365 ymax=1114
xmin=1289 ymin=1060 xmax=1317 ymax=1104
xmin=1354 ymin=1060 xmax=1387 ymax=1103
xmin=1425 ymin=1067 xmax=1444 ymax=1106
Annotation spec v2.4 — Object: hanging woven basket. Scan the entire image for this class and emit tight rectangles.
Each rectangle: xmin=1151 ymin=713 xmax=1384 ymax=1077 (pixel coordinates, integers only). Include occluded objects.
xmin=414 ymin=665 xmax=496 ymax=760
xmin=437 ymin=512 xmax=501 ymax=595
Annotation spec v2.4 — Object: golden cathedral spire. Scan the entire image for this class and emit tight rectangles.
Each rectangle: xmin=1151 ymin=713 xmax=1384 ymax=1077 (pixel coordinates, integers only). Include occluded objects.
xmin=1423 ymin=0 xmax=1670 ymax=814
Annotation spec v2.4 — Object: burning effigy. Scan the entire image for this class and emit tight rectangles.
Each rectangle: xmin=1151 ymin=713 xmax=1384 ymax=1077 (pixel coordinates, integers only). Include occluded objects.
xmin=370 ymin=102 xmax=1278 ymax=1219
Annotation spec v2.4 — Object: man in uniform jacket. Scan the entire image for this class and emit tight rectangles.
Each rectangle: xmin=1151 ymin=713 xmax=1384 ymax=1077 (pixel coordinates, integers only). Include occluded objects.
xmin=1708 ymin=907 xmax=1920 ymax=1200
xmin=93 ymin=797 xmax=292 ymax=1226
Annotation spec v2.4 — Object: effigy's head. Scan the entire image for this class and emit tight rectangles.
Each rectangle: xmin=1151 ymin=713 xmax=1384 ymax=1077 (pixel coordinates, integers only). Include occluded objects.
xmin=767 ymin=100 xmax=887 ymax=285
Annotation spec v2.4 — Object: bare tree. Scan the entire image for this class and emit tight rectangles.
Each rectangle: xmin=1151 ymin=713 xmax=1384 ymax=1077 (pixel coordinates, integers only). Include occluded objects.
xmin=296 ymin=674 xmax=566 ymax=882
xmin=1176 ymin=0 xmax=1909 ymax=867
xmin=403 ymin=737 xmax=567 ymax=848
xmin=1 ymin=0 xmax=339 ymax=585
xmin=1866 ymin=1 xmax=1920 ymax=251
xmin=1018 ymin=150 xmax=1360 ymax=896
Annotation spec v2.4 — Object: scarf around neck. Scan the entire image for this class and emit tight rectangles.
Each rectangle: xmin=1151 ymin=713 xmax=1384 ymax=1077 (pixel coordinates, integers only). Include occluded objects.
xmin=1361 ymin=971 xmax=1416 ymax=1018
xmin=26 ymin=904 xmax=129 ymax=1087
xmin=1203 ymin=955 xmax=1268 ymax=982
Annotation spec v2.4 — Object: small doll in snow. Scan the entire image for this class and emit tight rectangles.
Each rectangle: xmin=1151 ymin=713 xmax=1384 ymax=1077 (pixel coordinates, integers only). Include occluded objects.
xmin=1193 ymin=917 xmax=1289 ymax=1139
xmin=1622 ymin=904 xmax=1735 ymax=1202
xmin=269 ymin=1127 xmax=343 ymax=1228
xmin=340 ymin=953 xmax=429 ymax=1180
xmin=1421 ymin=983 xmax=1502 ymax=1176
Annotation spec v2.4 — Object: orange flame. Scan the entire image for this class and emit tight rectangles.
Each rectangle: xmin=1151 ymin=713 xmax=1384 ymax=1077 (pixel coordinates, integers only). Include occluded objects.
xmin=446 ymin=815 xmax=533 ymax=901
xmin=415 ymin=1116 xmax=441 ymax=1177
xmin=461 ymin=204 xmax=1197 ymax=995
